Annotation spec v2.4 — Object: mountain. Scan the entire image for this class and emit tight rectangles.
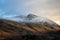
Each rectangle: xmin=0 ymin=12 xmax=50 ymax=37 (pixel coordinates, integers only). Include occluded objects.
xmin=0 ymin=14 xmax=60 ymax=40
xmin=26 ymin=14 xmax=38 ymax=20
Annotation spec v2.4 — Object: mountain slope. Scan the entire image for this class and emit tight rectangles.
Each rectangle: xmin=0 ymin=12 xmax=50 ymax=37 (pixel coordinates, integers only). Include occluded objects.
xmin=0 ymin=14 xmax=60 ymax=40
xmin=0 ymin=18 xmax=60 ymax=40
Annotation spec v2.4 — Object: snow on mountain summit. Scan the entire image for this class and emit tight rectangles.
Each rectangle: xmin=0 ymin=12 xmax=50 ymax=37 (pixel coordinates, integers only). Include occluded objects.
xmin=2 ymin=14 xmax=57 ymax=25
xmin=24 ymin=14 xmax=56 ymax=24
xmin=26 ymin=14 xmax=38 ymax=20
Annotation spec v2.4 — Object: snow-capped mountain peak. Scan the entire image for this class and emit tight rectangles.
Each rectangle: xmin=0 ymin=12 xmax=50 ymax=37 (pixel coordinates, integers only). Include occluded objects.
xmin=23 ymin=14 xmax=57 ymax=26
xmin=26 ymin=14 xmax=38 ymax=20
xmin=2 ymin=14 xmax=57 ymax=25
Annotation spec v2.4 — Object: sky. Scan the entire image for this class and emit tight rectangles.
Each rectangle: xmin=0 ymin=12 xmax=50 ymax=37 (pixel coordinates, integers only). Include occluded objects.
xmin=0 ymin=0 xmax=60 ymax=24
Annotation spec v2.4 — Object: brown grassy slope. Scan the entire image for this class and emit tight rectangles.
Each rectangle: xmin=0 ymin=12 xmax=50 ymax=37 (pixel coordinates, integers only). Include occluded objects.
xmin=0 ymin=19 xmax=60 ymax=40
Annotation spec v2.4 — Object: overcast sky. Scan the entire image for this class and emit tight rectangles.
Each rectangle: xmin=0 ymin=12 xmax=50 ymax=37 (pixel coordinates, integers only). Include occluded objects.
xmin=0 ymin=0 xmax=60 ymax=24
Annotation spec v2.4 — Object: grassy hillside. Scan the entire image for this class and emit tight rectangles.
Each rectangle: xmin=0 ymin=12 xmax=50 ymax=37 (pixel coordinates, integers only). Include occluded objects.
xmin=0 ymin=19 xmax=60 ymax=40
